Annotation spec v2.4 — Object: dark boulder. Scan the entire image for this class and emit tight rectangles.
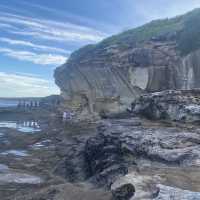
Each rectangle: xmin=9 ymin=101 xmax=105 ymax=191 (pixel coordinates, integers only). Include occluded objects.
xmin=85 ymin=133 xmax=128 ymax=187
xmin=132 ymin=90 xmax=200 ymax=123
xmin=111 ymin=183 xmax=135 ymax=200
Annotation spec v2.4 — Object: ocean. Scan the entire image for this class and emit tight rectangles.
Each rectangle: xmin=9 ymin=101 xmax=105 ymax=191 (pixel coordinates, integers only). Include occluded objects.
xmin=0 ymin=99 xmax=18 ymax=108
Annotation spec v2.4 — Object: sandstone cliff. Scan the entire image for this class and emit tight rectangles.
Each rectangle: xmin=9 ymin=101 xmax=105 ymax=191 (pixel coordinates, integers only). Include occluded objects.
xmin=54 ymin=8 xmax=200 ymax=117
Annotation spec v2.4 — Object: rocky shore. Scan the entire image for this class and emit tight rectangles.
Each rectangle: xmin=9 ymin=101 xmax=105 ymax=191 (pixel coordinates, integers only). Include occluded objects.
xmin=1 ymin=90 xmax=200 ymax=200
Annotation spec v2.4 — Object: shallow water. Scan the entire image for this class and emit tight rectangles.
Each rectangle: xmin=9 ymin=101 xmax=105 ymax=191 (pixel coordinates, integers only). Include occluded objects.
xmin=30 ymin=139 xmax=52 ymax=149
xmin=0 ymin=164 xmax=9 ymax=172
xmin=0 ymin=100 xmax=18 ymax=108
xmin=0 ymin=121 xmax=41 ymax=133
xmin=0 ymin=150 xmax=29 ymax=157
xmin=0 ymin=173 xmax=43 ymax=184
xmin=0 ymin=163 xmax=43 ymax=185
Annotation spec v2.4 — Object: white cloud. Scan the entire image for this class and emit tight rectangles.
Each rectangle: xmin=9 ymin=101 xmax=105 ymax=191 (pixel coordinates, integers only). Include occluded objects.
xmin=0 ymin=47 xmax=67 ymax=65
xmin=0 ymin=12 xmax=107 ymax=43
xmin=0 ymin=23 xmax=15 ymax=29
xmin=0 ymin=9 xmax=107 ymax=67
xmin=0 ymin=72 xmax=59 ymax=97
xmin=0 ymin=38 xmax=71 ymax=54
xmin=11 ymin=29 xmax=103 ymax=43
xmin=18 ymin=0 xmax=117 ymax=32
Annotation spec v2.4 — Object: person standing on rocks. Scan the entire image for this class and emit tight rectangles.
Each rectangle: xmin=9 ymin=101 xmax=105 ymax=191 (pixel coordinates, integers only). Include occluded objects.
xmin=63 ymin=111 xmax=67 ymax=122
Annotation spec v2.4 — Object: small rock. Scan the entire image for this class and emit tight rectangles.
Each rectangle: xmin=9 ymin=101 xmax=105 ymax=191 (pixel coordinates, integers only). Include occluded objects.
xmin=111 ymin=183 xmax=135 ymax=200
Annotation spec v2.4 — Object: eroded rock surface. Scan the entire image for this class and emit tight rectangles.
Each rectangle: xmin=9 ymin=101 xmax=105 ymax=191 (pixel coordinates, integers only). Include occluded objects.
xmin=85 ymin=129 xmax=128 ymax=187
xmin=53 ymin=117 xmax=200 ymax=199
xmin=54 ymin=9 xmax=200 ymax=117
xmin=89 ymin=118 xmax=200 ymax=169
xmin=55 ymin=135 xmax=89 ymax=182
xmin=3 ymin=111 xmax=200 ymax=200
xmin=132 ymin=90 xmax=200 ymax=122
xmin=111 ymin=183 xmax=135 ymax=200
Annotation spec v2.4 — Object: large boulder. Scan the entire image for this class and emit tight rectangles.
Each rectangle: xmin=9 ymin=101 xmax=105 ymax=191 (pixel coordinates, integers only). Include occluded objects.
xmin=111 ymin=183 xmax=135 ymax=200
xmin=132 ymin=90 xmax=200 ymax=122
xmin=111 ymin=172 xmax=158 ymax=199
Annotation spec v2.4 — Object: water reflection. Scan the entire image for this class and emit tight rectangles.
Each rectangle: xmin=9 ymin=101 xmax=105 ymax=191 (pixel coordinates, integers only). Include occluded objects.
xmin=0 ymin=163 xmax=43 ymax=184
xmin=0 ymin=150 xmax=28 ymax=157
xmin=0 ymin=172 xmax=43 ymax=184
xmin=31 ymin=139 xmax=52 ymax=149
xmin=0 ymin=121 xmax=41 ymax=133
xmin=0 ymin=133 xmax=4 ymax=137
xmin=0 ymin=164 xmax=9 ymax=172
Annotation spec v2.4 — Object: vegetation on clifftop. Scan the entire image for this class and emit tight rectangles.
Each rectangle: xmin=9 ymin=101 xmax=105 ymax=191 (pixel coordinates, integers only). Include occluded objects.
xmin=70 ymin=8 xmax=200 ymax=62
xmin=177 ymin=9 xmax=200 ymax=55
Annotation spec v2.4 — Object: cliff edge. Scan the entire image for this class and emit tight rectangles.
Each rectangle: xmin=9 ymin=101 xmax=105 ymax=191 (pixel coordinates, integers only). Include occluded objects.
xmin=54 ymin=8 xmax=200 ymax=117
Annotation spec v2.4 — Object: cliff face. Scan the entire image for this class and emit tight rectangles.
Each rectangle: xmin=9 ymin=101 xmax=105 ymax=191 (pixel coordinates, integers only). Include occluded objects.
xmin=54 ymin=9 xmax=200 ymax=116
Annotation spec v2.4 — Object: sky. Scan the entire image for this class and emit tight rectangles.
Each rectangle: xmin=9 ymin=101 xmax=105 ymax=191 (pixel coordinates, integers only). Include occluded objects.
xmin=1 ymin=0 xmax=200 ymax=97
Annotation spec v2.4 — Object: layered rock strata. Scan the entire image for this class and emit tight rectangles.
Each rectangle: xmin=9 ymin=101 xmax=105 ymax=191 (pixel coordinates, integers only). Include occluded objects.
xmin=55 ymin=9 xmax=200 ymax=116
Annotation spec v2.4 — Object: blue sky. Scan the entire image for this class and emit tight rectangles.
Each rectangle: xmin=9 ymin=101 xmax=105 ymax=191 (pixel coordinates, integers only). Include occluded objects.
xmin=1 ymin=0 xmax=200 ymax=97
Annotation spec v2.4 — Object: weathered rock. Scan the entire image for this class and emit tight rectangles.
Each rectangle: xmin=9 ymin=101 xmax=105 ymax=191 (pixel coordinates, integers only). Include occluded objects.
xmin=154 ymin=184 xmax=200 ymax=200
xmin=55 ymin=117 xmax=200 ymax=189
xmin=111 ymin=183 xmax=135 ymax=200
xmin=54 ymin=136 xmax=89 ymax=182
xmin=132 ymin=90 xmax=200 ymax=122
xmin=85 ymin=132 xmax=128 ymax=187
xmin=54 ymin=9 xmax=200 ymax=117
xmin=94 ymin=118 xmax=200 ymax=169
xmin=111 ymin=172 xmax=158 ymax=200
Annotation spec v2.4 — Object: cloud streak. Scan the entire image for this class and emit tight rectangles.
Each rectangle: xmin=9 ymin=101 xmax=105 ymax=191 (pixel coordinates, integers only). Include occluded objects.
xmin=0 ymin=37 xmax=70 ymax=54
xmin=0 ymin=2 xmax=108 ymax=97
xmin=0 ymin=47 xmax=67 ymax=65
xmin=17 ymin=0 xmax=117 ymax=33
xmin=0 ymin=12 xmax=107 ymax=43
xmin=0 ymin=72 xmax=59 ymax=97
xmin=0 ymin=7 xmax=108 ymax=67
